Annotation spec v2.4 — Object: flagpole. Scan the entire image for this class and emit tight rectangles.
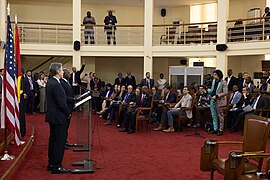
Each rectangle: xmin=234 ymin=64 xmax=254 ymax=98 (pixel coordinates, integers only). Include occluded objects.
xmin=1 ymin=3 xmax=14 ymax=161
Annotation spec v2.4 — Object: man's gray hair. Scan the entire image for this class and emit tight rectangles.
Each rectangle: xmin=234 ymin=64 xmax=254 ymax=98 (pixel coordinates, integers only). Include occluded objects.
xmin=49 ymin=62 xmax=62 ymax=76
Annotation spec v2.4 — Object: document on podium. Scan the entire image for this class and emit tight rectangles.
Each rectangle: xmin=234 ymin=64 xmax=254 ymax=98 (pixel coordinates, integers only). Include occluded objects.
xmin=74 ymin=95 xmax=92 ymax=109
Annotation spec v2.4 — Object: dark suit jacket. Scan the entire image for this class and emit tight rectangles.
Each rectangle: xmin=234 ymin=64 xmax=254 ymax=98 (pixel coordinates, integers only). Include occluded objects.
xmin=135 ymin=93 xmax=152 ymax=108
xmin=90 ymin=78 xmax=102 ymax=90
xmin=60 ymin=79 xmax=75 ymax=113
xmin=153 ymin=91 xmax=162 ymax=100
xmin=237 ymin=78 xmax=244 ymax=91
xmin=225 ymin=76 xmax=238 ymax=91
xmin=140 ymin=78 xmax=154 ymax=88
xmin=45 ymin=77 xmax=70 ymax=124
xmin=164 ymin=91 xmax=177 ymax=103
xmin=125 ymin=75 xmax=136 ymax=89
xmin=24 ymin=76 xmax=37 ymax=96
xmin=253 ymin=95 xmax=269 ymax=116
xmin=69 ymin=64 xmax=85 ymax=86
xmin=114 ymin=78 xmax=126 ymax=86
xmin=104 ymin=15 xmax=117 ymax=30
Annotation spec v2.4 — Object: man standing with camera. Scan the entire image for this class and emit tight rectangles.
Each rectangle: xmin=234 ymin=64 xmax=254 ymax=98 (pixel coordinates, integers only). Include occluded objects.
xmin=104 ymin=10 xmax=117 ymax=45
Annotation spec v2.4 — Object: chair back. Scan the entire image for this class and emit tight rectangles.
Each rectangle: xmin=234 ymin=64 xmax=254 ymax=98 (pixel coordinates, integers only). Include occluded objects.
xmin=243 ymin=115 xmax=270 ymax=152
xmin=243 ymin=115 xmax=270 ymax=170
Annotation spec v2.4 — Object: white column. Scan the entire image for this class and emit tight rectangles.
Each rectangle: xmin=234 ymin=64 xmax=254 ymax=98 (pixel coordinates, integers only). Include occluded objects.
xmin=216 ymin=0 xmax=229 ymax=74
xmin=72 ymin=0 xmax=81 ymax=68
xmin=143 ymin=0 xmax=153 ymax=77
xmin=0 ymin=0 xmax=6 ymax=68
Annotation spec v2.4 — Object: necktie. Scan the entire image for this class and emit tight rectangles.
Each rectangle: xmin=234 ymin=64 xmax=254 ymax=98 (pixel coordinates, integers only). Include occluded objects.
xmin=230 ymin=92 xmax=235 ymax=103
xmin=123 ymin=93 xmax=129 ymax=102
xmin=141 ymin=95 xmax=144 ymax=106
xmin=29 ymin=78 xmax=34 ymax=90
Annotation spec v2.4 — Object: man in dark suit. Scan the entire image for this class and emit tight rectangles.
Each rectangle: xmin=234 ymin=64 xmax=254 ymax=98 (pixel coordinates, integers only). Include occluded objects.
xmin=225 ymin=69 xmax=238 ymax=92
xmin=229 ymin=88 xmax=269 ymax=132
xmin=140 ymin=72 xmax=154 ymax=89
xmin=69 ymin=63 xmax=85 ymax=96
xmin=19 ymin=68 xmax=27 ymax=138
xmin=116 ymin=85 xmax=136 ymax=128
xmin=46 ymin=63 xmax=71 ymax=174
xmin=60 ymin=68 xmax=75 ymax=149
xmin=114 ymin=72 xmax=126 ymax=86
xmin=153 ymin=85 xmax=177 ymax=125
xmin=125 ymin=70 xmax=136 ymax=89
xmin=24 ymin=70 xmax=37 ymax=114
xmin=104 ymin=10 xmax=117 ymax=45
xmin=120 ymin=86 xmax=152 ymax=134
xmin=237 ymin=72 xmax=244 ymax=92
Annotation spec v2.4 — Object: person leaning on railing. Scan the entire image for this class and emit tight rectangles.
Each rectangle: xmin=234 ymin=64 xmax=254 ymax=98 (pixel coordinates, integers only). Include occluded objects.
xmin=83 ymin=11 xmax=96 ymax=45
xmin=104 ymin=10 xmax=117 ymax=45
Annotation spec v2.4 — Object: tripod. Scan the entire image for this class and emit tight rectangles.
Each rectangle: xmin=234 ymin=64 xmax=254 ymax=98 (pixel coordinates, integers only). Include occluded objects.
xmin=184 ymin=107 xmax=205 ymax=139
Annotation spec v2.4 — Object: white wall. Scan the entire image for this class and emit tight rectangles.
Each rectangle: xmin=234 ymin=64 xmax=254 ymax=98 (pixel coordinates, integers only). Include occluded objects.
xmin=229 ymin=0 xmax=266 ymax=20
xmin=228 ymin=55 xmax=264 ymax=78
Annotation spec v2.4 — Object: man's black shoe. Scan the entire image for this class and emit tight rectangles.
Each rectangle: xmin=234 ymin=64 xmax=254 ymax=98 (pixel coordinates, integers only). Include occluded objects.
xmin=47 ymin=164 xmax=53 ymax=171
xmin=217 ymin=131 xmax=223 ymax=136
xmin=128 ymin=130 xmax=135 ymax=134
xmin=51 ymin=167 xmax=71 ymax=174
xmin=208 ymin=130 xmax=217 ymax=134
xmin=119 ymin=129 xmax=128 ymax=132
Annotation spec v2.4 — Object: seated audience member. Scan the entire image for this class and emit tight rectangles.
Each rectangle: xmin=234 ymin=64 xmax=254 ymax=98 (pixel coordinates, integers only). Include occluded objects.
xmin=225 ymin=69 xmax=238 ymax=92
xmin=90 ymin=73 xmax=102 ymax=90
xmin=120 ymin=86 xmax=152 ymax=134
xmin=194 ymin=85 xmax=210 ymax=128
xmin=117 ymin=85 xmax=137 ymax=127
xmin=114 ymin=72 xmax=126 ymax=87
xmin=226 ymin=85 xmax=242 ymax=129
xmin=97 ymin=83 xmax=114 ymax=114
xmin=154 ymin=86 xmax=192 ymax=133
xmin=244 ymin=76 xmax=255 ymax=93
xmin=229 ymin=88 xmax=268 ymax=132
xmin=140 ymin=72 xmax=154 ymax=89
xmin=103 ymin=85 xmax=126 ymax=125
xmin=151 ymin=86 xmax=162 ymax=123
xmin=154 ymin=85 xmax=176 ymax=123
xmin=125 ymin=70 xmax=136 ymax=89
xmin=259 ymin=77 xmax=270 ymax=93
xmin=204 ymin=74 xmax=212 ymax=89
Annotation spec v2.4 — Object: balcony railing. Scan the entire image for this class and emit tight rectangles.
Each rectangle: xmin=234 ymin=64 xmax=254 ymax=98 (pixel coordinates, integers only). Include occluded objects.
xmin=227 ymin=16 xmax=270 ymax=43
xmin=153 ymin=22 xmax=217 ymax=46
xmin=81 ymin=24 xmax=144 ymax=46
xmin=15 ymin=22 xmax=73 ymax=44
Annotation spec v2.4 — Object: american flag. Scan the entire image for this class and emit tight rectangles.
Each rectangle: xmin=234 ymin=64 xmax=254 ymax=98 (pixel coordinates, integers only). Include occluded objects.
xmin=3 ymin=16 xmax=21 ymax=146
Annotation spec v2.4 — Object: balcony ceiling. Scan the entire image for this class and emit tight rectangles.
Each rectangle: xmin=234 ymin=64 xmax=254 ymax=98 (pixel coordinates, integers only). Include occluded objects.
xmin=10 ymin=0 xmax=217 ymax=7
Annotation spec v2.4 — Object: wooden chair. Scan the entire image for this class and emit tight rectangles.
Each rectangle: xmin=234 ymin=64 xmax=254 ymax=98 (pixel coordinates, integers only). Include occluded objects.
xmin=173 ymin=94 xmax=196 ymax=132
xmin=258 ymin=94 xmax=270 ymax=117
xmin=225 ymin=152 xmax=270 ymax=180
xmin=200 ymin=115 xmax=270 ymax=180
xmin=160 ymin=27 xmax=178 ymax=44
xmin=135 ymin=96 xmax=154 ymax=132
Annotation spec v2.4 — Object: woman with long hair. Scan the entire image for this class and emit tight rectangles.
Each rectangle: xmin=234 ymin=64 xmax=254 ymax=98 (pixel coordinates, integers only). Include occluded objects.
xmin=37 ymin=72 xmax=47 ymax=113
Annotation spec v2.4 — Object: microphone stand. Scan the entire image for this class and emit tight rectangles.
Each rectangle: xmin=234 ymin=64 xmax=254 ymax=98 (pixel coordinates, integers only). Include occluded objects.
xmin=185 ymin=94 xmax=205 ymax=139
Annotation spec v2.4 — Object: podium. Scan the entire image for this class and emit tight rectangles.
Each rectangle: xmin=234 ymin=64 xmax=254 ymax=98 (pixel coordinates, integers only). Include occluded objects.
xmin=71 ymin=91 xmax=94 ymax=174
